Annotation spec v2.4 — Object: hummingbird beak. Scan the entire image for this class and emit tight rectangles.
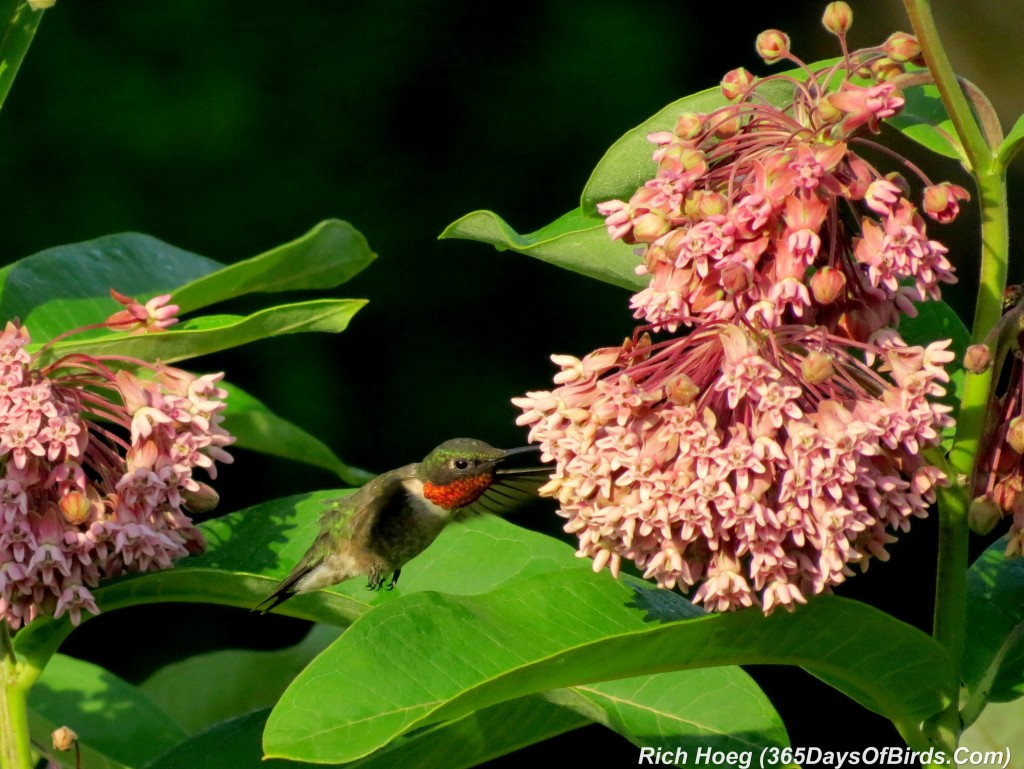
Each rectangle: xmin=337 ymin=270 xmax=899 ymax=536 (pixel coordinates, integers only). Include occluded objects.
xmin=499 ymin=445 xmax=541 ymax=459
xmin=494 ymin=445 xmax=546 ymax=478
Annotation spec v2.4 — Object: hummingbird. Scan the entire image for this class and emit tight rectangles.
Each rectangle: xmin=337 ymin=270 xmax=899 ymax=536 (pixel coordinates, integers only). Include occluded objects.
xmin=255 ymin=438 xmax=544 ymax=613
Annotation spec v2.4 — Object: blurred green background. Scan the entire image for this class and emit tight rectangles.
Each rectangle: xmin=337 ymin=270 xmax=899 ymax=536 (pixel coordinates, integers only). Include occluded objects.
xmin=4 ymin=0 xmax=1020 ymax=760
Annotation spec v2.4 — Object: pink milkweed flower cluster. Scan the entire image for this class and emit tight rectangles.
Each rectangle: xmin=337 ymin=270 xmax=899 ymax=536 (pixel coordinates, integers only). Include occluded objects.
xmin=515 ymin=6 xmax=964 ymax=614
xmin=0 ymin=299 xmax=233 ymax=629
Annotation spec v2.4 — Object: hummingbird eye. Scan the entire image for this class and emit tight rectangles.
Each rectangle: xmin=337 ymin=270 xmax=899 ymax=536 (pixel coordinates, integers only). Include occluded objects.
xmin=453 ymin=459 xmax=470 ymax=471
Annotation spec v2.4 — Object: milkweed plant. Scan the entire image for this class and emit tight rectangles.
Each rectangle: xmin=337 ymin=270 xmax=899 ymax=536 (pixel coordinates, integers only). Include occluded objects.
xmin=1 ymin=0 xmax=1022 ymax=767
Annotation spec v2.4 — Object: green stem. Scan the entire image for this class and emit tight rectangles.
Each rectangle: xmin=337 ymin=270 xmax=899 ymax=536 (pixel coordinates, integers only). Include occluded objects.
xmin=0 ymin=627 xmax=33 ymax=769
xmin=903 ymin=0 xmax=1010 ymax=757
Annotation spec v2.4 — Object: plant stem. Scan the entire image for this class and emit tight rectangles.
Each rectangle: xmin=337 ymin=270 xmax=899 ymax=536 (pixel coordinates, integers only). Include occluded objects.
xmin=0 ymin=626 xmax=32 ymax=769
xmin=903 ymin=0 xmax=1010 ymax=759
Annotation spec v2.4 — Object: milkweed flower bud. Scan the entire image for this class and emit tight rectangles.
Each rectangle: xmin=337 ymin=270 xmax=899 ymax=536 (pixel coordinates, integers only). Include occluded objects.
xmin=923 ymin=183 xmax=970 ymax=223
xmin=969 ymin=496 xmax=1002 ymax=536
xmin=883 ymin=32 xmax=922 ymax=63
xmin=822 ymin=2 xmax=853 ymax=35
xmin=52 ymin=726 xmax=77 ymax=752
xmin=721 ymin=68 xmax=755 ymax=101
xmin=1008 ymin=417 xmax=1024 ymax=455
xmin=810 ymin=267 xmax=846 ymax=305
xmin=756 ymin=30 xmax=791 ymax=64
xmin=963 ymin=344 xmax=993 ymax=374
xmin=801 ymin=350 xmax=835 ymax=384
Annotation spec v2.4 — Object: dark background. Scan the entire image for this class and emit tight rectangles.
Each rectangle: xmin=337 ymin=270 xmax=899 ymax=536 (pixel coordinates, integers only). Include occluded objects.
xmin=4 ymin=0 xmax=1022 ymax=762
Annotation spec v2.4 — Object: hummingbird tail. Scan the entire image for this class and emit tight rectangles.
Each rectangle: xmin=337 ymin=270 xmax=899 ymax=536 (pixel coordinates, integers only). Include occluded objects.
xmin=253 ymin=588 xmax=295 ymax=614
xmin=253 ymin=562 xmax=315 ymax=614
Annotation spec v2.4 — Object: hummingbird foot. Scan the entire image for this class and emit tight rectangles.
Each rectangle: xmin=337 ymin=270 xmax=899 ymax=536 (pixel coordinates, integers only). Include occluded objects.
xmin=386 ymin=569 xmax=401 ymax=590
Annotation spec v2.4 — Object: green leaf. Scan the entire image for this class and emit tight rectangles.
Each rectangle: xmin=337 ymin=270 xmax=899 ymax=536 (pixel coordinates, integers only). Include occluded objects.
xmin=264 ymin=572 xmax=953 ymax=763
xmin=172 ymin=220 xmax=375 ymax=314
xmin=140 ymin=625 xmax=342 ymax=735
xmin=0 ymin=232 xmax=222 ymax=341
xmin=962 ymin=536 xmax=1024 ymax=724
xmin=32 ymin=299 xmax=366 ymax=367
xmin=28 ymin=653 xmax=188 ymax=769
xmin=440 ymin=208 xmax=641 ymax=291
xmin=553 ymin=667 xmax=788 ymax=756
xmin=143 ymin=710 xmax=297 ymax=769
xmin=959 ymin=697 xmax=1024 ymax=759
xmin=995 ymin=111 xmax=1024 ymax=171
xmin=580 ymin=73 xmax=811 ymax=211
xmin=0 ymin=223 xmax=373 ymax=343
xmin=886 ymin=82 xmax=963 ymax=161
xmin=144 ymin=698 xmax=587 ymax=769
xmin=579 ymin=84 xmax=730 ymax=212
xmin=0 ymin=0 xmax=45 ymax=112
xmin=222 ymin=382 xmax=375 ymax=486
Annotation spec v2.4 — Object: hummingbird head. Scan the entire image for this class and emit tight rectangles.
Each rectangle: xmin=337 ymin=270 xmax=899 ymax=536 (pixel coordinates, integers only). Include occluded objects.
xmin=418 ymin=438 xmax=535 ymax=511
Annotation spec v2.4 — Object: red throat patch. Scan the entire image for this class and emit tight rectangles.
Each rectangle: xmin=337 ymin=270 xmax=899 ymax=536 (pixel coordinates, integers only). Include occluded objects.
xmin=423 ymin=475 xmax=492 ymax=510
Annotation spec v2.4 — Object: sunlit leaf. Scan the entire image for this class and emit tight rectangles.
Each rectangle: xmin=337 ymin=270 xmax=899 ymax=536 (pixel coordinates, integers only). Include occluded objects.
xmin=264 ymin=571 xmax=952 ymax=763
xmin=143 ymin=699 xmax=586 ymax=769
xmin=959 ymin=697 xmax=1024 ymax=760
xmin=440 ymin=208 xmax=640 ymax=291
xmin=0 ymin=233 xmax=220 ymax=341
xmin=31 ymin=299 xmax=366 ymax=367
xmin=173 ymin=220 xmax=375 ymax=313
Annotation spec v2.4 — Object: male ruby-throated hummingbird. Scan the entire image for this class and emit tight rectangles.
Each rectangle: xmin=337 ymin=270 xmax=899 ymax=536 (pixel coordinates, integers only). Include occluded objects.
xmin=255 ymin=438 xmax=544 ymax=613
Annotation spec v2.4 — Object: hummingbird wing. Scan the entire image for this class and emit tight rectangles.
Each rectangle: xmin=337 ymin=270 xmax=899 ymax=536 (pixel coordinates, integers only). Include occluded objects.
xmin=455 ymin=464 xmax=551 ymax=518
xmin=254 ymin=470 xmax=412 ymax=613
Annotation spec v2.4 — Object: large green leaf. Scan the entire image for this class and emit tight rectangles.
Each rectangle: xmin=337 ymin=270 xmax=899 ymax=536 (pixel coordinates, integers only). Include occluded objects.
xmin=31 ymin=299 xmax=366 ymax=367
xmin=28 ymin=653 xmax=188 ymax=769
xmin=0 ymin=233 xmax=221 ymax=341
xmin=15 ymin=495 xmax=787 ymax=766
xmin=959 ymin=697 xmax=1024 ymax=759
xmin=553 ymin=667 xmax=788 ymax=757
xmin=440 ymin=208 xmax=641 ymax=291
xmin=172 ymin=220 xmax=375 ymax=313
xmin=580 ymin=79 xmax=797 ymax=212
xmin=141 ymin=624 xmax=342 ymax=735
xmin=222 ymin=382 xmax=375 ymax=487
xmin=264 ymin=572 xmax=952 ymax=763
xmin=961 ymin=537 xmax=1024 ymax=727
xmin=0 ymin=222 xmax=374 ymax=342
xmin=144 ymin=699 xmax=587 ymax=769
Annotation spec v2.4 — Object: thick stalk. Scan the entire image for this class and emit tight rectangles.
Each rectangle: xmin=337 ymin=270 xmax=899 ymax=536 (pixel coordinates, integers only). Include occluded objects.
xmin=903 ymin=0 xmax=1009 ymax=760
xmin=0 ymin=627 xmax=32 ymax=769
